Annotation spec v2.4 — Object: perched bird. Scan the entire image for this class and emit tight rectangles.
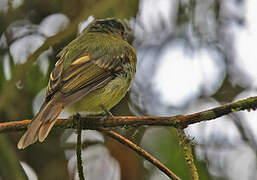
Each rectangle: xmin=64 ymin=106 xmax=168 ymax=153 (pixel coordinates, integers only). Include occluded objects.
xmin=18 ymin=18 xmax=137 ymax=149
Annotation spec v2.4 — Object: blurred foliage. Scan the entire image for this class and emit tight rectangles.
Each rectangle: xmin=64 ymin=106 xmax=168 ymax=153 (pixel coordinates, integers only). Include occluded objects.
xmin=0 ymin=135 xmax=27 ymax=180
xmin=0 ymin=0 xmax=256 ymax=180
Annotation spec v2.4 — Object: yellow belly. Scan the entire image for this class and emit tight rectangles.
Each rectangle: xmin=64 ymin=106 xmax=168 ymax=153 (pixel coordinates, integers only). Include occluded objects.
xmin=66 ymin=75 xmax=131 ymax=115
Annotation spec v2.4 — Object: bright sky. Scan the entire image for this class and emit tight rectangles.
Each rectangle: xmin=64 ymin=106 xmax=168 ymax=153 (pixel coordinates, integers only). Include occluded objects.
xmin=153 ymin=41 xmax=225 ymax=107
xmin=231 ymin=1 xmax=257 ymax=88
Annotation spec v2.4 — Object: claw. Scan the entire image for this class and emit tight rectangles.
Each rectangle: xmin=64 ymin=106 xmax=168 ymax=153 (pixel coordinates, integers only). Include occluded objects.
xmin=99 ymin=104 xmax=113 ymax=122
xmin=100 ymin=104 xmax=113 ymax=117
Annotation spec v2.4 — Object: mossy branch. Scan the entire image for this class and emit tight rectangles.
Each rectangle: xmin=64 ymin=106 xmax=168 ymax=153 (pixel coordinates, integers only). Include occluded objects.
xmin=1 ymin=96 xmax=257 ymax=133
xmin=0 ymin=96 xmax=257 ymax=180
xmin=177 ymin=129 xmax=199 ymax=180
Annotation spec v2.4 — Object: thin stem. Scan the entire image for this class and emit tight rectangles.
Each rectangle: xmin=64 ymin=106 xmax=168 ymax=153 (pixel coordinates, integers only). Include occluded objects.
xmin=76 ymin=117 xmax=85 ymax=180
xmin=100 ymin=128 xmax=181 ymax=180
xmin=177 ymin=129 xmax=199 ymax=180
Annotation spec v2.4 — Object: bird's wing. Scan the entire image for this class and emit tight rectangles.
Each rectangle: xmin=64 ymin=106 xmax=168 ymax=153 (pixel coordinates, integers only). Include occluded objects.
xmin=45 ymin=47 xmax=130 ymax=103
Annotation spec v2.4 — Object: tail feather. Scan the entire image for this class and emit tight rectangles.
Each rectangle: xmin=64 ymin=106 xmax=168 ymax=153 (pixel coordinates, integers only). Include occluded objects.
xmin=38 ymin=119 xmax=58 ymax=142
xmin=38 ymin=103 xmax=63 ymax=142
xmin=17 ymin=100 xmax=63 ymax=149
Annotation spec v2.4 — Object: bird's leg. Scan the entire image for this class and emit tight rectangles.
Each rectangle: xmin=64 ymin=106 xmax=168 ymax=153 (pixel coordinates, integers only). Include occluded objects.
xmin=99 ymin=104 xmax=113 ymax=122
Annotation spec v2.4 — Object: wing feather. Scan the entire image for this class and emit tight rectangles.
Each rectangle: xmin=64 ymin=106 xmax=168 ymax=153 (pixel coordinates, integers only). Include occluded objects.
xmin=61 ymin=63 xmax=112 ymax=93
xmin=46 ymin=58 xmax=64 ymax=97
xmin=45 ymin=40 xmax=132 ymax=102
xmin=46 ymin=55 xmax=120 ymax=101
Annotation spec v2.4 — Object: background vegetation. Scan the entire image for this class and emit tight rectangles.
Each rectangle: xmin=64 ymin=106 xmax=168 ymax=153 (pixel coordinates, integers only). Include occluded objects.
xmin=0 ymin=0 xmax=257 ymax=180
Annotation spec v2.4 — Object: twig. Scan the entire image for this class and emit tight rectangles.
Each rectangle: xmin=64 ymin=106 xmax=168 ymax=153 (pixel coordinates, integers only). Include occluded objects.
xmin=100 ymin=128 xmax=181 ymax=180
xmin=0 ymin=96 xmax=255 ymax=179
xmin=1 ymin=96 xmax=257 ymax=133
xmin=177 ymin=129 xmax=199 ymax=180
xmin=76 ymin=116 xmax=85 ymax=180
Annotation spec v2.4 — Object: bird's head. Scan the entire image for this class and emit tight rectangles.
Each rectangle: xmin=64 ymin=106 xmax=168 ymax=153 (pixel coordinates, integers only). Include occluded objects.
xmin=85 ymin=18 xmax=128 ymax=41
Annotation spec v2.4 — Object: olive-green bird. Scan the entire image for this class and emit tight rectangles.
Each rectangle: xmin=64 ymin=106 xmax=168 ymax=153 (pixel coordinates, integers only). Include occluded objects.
xmin=18 ymin=18 xmax=137 ymax=149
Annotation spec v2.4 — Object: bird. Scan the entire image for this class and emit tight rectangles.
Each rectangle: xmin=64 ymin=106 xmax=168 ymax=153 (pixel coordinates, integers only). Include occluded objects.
xmin=18 ymin=18 xmax=137 ymax=149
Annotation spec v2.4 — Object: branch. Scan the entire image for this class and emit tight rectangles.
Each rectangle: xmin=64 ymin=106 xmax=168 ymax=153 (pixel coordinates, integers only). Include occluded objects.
xmin=76 ymin=116 xmax=85 ymax=180
xmin=177 ymin=129 xmax=199 ymax=180
xmin=100 ymin=128 xmax=181 ymax=180
xmin=1 ymin=96 xmax=257 ymax=133
xmin=1 ymin=96 xmax=255 ymax=180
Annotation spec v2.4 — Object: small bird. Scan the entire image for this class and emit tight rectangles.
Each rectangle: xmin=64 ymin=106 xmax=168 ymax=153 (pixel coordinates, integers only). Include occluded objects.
xmin=18 ymin=18 xmax=137 ymax=149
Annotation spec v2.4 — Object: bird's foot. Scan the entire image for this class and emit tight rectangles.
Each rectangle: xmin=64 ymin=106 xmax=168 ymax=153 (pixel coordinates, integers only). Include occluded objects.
xmin=99 ymin=104 xmax=113 ymax=122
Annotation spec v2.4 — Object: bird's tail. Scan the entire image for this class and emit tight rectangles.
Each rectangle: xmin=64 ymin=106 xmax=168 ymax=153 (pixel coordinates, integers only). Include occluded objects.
xmin=17 ymin=99 xmax=63 ymax=149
